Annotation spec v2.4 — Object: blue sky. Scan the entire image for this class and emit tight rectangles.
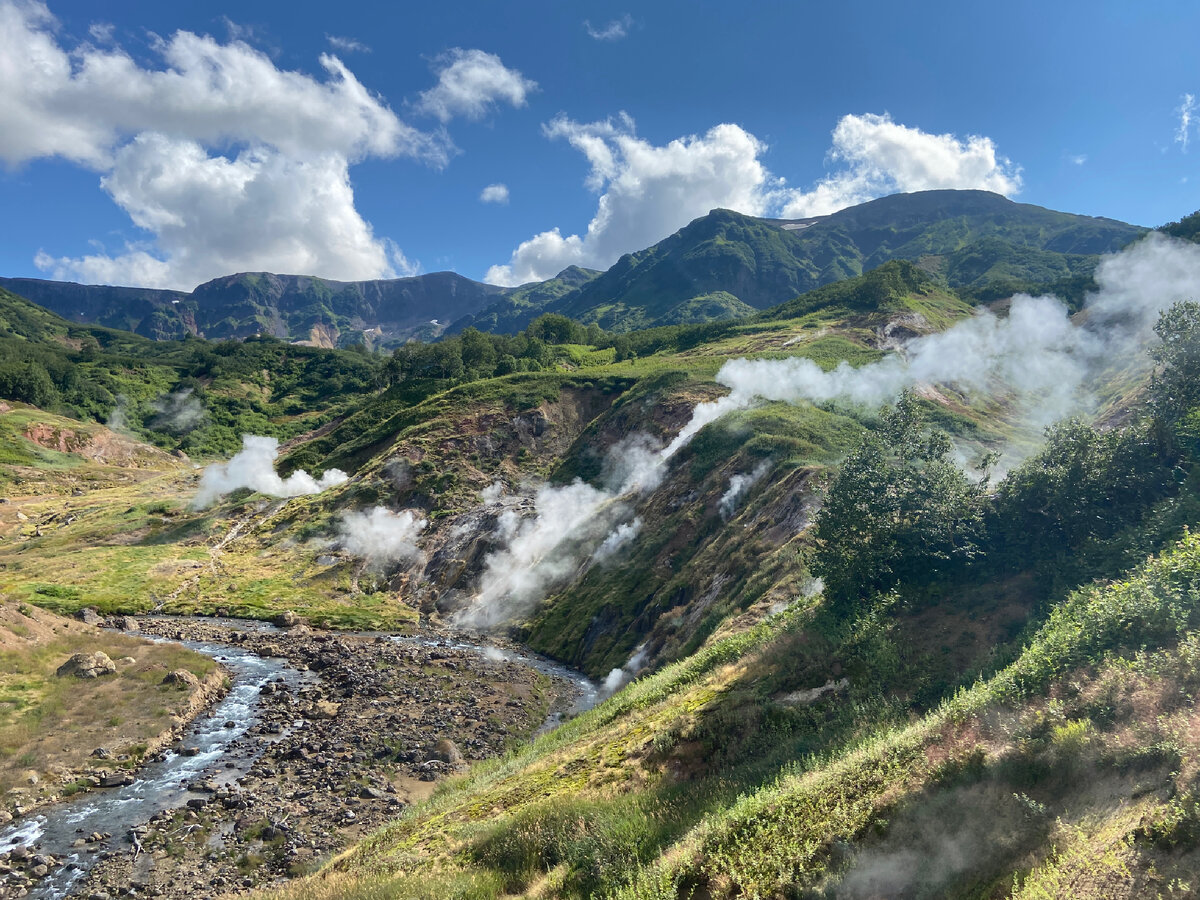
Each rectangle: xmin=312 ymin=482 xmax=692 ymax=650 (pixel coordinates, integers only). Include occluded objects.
xmin=1 ymin=0 xmax=1197 ymax=291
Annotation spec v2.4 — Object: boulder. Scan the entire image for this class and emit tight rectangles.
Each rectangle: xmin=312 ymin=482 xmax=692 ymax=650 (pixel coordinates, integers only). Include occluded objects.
xmin=431 ymin=738 xmax=463 ymax=764
xmin=115 ymin=616 xmax=139 ymax=632
xmin=273 ymin=610 xmax=301 ymax=628
xmin=162 ymin=669 xmax=200 ymax=688
xmin=76 ymin=608 xmax=104 ymax=627
xmin=310 ymin=700 xmax=341 ymax=720
xmin=56 ymin=652 xmax=117 ymax=679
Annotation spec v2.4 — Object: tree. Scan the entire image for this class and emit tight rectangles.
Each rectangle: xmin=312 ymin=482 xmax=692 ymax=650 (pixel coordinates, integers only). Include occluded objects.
xmin=1150 ymin=300 xmax=1200 ymax=451
xmin=0 ymin=360 xmax=58 ymax=408
xmin=990 ymin=418 xmax=1173 ymax=573
xmin=460 ymin=327 xmax=497 ymax=376
xmin=812 ymin=393 xmax=989 ymax=612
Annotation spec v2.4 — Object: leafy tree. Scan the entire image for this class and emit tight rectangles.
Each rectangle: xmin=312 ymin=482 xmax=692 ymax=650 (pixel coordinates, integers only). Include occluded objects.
xmin=811 ymin=393 xmax=989 ymax=613
xmin=989 ymin=419 xmax=1174 ymax=579
xmin=1150 ymin=300 xmax=1200 ymax=447
xmin=0 ymin=360 xmax=58 ymax=407
xmin=460 ymin=327 xmax=498 ymax=376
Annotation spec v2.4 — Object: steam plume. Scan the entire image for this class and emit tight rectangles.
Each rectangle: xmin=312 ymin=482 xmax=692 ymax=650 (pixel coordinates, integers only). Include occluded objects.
xmin=455 ymin=436 xmax=672 ymax=629
xmin=150 ymin=388 xmax=207 ymax=434
xmin=338 ymin=507 xmax=427 ymax=568
xmin=709 ymin=234 xmax=1200 ymax=437
xmin=719 ymin=461 xmax=772 ymax=520
xmin=601 ymin=642 xmax=649 ymax=696
xmin=193 ymin=435 xmax=348 ymax=508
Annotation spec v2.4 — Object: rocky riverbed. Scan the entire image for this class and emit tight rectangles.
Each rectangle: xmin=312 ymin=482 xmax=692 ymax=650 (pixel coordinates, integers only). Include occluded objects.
xmin=0 ymin=616 xmax=585 ymax=899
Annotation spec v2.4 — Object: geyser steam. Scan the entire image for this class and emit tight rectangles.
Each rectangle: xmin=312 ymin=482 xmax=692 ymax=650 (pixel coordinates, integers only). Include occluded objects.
xmin=193 ymin=435 xmax=348 ymax=508
xmin=338 ymin=507 xmax=427 ymax=567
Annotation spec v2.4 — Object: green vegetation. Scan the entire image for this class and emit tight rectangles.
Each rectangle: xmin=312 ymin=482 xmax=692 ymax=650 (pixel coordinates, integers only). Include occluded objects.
xmin=0 ymin=286 xmax=383 ymax=457
xmin=0 ymin=600 xmax=217 ymax=801
xmin=5 ymin=203 xmax=1200 ymax=899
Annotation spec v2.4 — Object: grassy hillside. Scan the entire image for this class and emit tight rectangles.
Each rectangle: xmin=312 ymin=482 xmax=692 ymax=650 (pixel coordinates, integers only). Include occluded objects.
xmin=0 ymin=285 xmax=383 ymax=458
xmin=259 ymin=527 xmax=1200 ymax=899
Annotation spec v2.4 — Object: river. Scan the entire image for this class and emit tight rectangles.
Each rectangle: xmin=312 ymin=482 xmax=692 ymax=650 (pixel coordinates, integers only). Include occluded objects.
xmin=0 ymin=622 xmax=598 ymax=898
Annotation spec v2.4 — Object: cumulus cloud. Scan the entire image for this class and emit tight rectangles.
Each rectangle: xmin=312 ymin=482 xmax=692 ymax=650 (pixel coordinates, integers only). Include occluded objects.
xmin=486 ymin=111 xmax=1021 ymax=286
xmin=775 ymin=113 xmax=1022 ymax=217
xmin=480 ymin=183 xmax=510 ymax=204
xmin=485 ymin=114 xmax=771 ymax=285
xmin=193 ymin=435 xmax=348 ymax=508
xmin=36 ymin=134 xmax=403 ymax=288
xmin=327 ymin=34 xmax=370 ymax=54
xmin=415 ymin=48 xmax=537 ymax=123
xmin=0 ymin=1 xmax=447 ymax=289
xmin=1177 ymin=93 xmax=1196 ymax=152
xmin=584 ymin=14 xmax=633 ymax=41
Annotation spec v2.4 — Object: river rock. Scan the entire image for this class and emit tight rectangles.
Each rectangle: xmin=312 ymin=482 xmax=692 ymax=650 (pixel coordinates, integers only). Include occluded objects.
xmin=162 ymin=669 xmax=200 ymax=687
xmin=57 ymin=651 xmax=117 ymax=678
xmin=115 ymin=616 xmax=140 ymax=632
xmin=76 ymin=607 xmax=105 ymax=626
xmin=431 ymin=738 xmax=463 ymax=764
xmin=273 ymin=610 xmax=301 ymax=628
xmin=310 ymin=700 xmax=341 ymax=719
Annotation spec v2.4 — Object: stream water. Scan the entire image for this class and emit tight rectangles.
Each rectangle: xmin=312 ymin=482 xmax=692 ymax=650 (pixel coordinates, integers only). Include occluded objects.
xmin=0 ymin=624 xmax=598 ymax=898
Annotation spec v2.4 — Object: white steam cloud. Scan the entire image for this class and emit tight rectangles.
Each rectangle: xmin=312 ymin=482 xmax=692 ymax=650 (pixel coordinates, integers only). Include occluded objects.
xmin=150 ymin=388 xmax=207 ymax=434
xmin=601 ymin=642 xmax=649 ymax=697
xmin=456 ymin=436 xmax=673 ymax=628
xmin=700 ymin=234 xmax=1200 ymax=442
xmin=193 ymin=435 xmax=348 ymax=508
xmin=593 ymin=517 xmax=642 ymax=563
xmin=338 ymin=507 xmax=426 ymax=568
xmin=719 ymin=461 xmax=771 ymax=520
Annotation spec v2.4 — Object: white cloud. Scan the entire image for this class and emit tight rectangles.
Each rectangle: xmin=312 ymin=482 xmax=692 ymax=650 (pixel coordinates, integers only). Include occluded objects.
xmin=1177 ymin=93 xmax=1196 ymax=152
xmin=775 ymin=113 xmax=1022 ymax=217
xmin=584 ymin=14 xmax=633 ymax=41
xmin=480 ymin=182 xmax=510 ymax=204
xmin=1068 ymin=153 xmax=1088 ymax=166
xmin=327 ymin=34 xmax=370 ymax=54
xmin=37 ymin=134 xmax=403 ymax=288
xmin=415 ymin=48 xmax=537 ymax=123
xmin=486 ymin=111 xmax=1021 ymax=287
xmin=485 ymin=114 xmax=771 ymax=285
xmin=1 ymin=1 xmax=446 ymax=289
xmin=0 ymin=2 xmax=440 ymax=168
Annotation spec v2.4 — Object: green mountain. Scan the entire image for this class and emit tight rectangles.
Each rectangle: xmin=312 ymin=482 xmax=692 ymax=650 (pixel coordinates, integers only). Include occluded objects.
xmin=3 ymin=191 xmax=1148 ymax=344
xmin=447 ymin=265 xmax=601 ymax=335
xmin=525 ymin=189 xmax=1145 ymax=331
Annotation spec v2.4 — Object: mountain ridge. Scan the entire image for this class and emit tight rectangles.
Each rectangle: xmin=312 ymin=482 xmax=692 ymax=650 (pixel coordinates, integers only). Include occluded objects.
xmin=2 ymin=189 xmax=1150 ymax=343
